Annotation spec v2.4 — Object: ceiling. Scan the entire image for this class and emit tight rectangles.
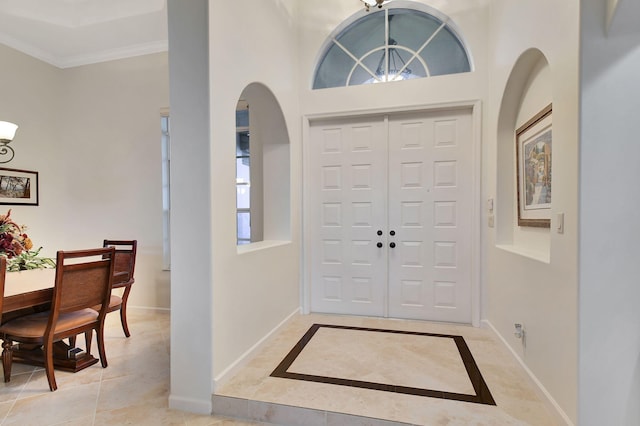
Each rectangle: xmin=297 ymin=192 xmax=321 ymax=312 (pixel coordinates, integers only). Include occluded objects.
xmin=0 ymin=0 xmax=168 ymax=69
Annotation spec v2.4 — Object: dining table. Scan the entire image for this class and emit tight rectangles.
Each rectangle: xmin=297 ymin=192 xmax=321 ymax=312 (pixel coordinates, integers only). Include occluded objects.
xmin=2 ymin=268 xmax=99 ymax=372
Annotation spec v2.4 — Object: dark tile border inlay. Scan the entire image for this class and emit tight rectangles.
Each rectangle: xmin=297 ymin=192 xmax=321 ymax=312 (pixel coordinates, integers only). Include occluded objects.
xmin=270 ymin=324 xmax=496 ymax=406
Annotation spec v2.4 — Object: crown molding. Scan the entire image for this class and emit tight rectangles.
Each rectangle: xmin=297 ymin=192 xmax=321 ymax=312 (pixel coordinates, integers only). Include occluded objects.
xmin=57 ymin=40 xmax=168 ymax=68
xmin=0 ymin=37 xmax=167 ymax=69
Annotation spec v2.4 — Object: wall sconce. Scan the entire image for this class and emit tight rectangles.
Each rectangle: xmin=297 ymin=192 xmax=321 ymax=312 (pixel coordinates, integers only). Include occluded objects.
xmin=0 ymin=121 xmax=18 ymax=164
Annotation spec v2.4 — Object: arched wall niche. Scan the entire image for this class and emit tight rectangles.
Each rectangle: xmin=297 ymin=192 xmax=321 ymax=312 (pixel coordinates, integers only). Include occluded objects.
xmin=236 ymin=82 xmax=291 ymax=248
xmin=496 ymin=48 xmax=552 ymax=261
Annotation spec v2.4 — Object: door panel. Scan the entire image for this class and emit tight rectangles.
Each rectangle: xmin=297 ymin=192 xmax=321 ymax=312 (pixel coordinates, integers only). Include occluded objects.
xmin=387 ymin=109 xmax=472 ymax=322
xmin=310 ymin=116 xmax=388 ymax=316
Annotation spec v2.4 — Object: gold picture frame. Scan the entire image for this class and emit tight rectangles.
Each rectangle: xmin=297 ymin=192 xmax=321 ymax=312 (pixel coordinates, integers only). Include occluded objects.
xmin=516 ymin=104 xmax=552 ymax=228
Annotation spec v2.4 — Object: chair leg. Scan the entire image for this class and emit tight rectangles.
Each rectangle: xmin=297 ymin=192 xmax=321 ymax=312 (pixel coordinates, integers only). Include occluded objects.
xmin=43 ymin=340 xmax=57 ymax=391
xmin=1 ymin=339 xmax=13 ymax=383
xmin=69 ymin=335 xmax=76 ymax=348
xmin=96 ymin=326 xmax=108 ymax=368
xmin=84 ymin=330 xmax=93 ymax=356
xmin=120 ymin=285 xmax=132 ymax=337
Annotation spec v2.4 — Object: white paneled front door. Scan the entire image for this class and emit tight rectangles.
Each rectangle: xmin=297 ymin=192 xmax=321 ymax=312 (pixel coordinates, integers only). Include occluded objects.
xmin=308 ymin=108 xmax=474 ymax=323
xmin=309 ymin=115 xmax=388 ymax=317
xmin=387 ymin=109 xmax=473 ymax=322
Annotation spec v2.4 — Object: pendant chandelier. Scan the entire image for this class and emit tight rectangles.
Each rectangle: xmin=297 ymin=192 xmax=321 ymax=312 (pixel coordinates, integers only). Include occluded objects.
xmin=360 ymin=0 xmax=393 ymax=12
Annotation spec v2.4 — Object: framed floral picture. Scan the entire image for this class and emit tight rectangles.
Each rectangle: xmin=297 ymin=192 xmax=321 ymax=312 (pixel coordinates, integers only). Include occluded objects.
xmin=0 ymin=167 xmax=39 ymax=206
xmin=516 ymin=104 xmax=552 ymax=228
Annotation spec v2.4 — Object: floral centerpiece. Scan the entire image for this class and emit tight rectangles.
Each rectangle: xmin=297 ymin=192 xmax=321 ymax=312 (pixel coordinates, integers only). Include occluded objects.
xmin=0 ymin=209 xmax=55 ymax=272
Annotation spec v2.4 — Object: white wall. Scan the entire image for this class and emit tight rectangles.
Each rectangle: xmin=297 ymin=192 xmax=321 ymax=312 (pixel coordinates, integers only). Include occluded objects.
xmin=208 ymin=0 xmax=301 ymax=380
xmin=169 ymin=0 xmax=301 ymax=407
xmin=168 ymin=0 xmax=301 ymax=408
xmin=0 ymin=44 xmax=66 ymax=256
xmin=580 ymin=1 xmax=640 ymax=424
xmin=59 ymin=53 xmax=170 ymax=309
xmin=0 ymin=44 xmax=170 ymax=310
xmin=485 ymin=0 xmax=579 ymax=423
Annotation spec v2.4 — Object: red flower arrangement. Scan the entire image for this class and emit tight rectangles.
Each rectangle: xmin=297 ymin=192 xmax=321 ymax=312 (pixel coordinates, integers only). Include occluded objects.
xmin=0 ymin=210 xmax=55 ymax=271
xmin=0 ymin=209 xmax=33 ymax=258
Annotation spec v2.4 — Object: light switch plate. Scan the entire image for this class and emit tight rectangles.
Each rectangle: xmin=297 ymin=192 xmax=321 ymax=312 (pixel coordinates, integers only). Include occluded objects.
xmin=487 ymin=198 xmax=494 ymax=212
xmin=556 ymin=212 xmax=564 ymax=234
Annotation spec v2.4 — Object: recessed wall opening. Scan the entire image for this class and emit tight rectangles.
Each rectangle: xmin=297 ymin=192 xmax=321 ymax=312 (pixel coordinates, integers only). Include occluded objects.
xmin=496 ymin=48 xmax=551 ymax=262
xmin=235 ymin=83 xmax=291 ymax=248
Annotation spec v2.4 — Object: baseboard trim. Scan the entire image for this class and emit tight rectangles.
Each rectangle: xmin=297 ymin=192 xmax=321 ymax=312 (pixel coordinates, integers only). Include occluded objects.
xmin=128 ymin=305 xmax=171 ymax=313
xmin=482 ymin=319 xmax=574 ymax=426
xmin=212 ymin=307 xmax=301 ymax=392
xmin=168 ymin=394 xmax=212 ymax=415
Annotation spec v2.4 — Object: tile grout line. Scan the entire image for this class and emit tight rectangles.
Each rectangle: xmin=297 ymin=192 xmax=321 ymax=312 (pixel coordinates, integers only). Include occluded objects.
xmin=91 ymin=365 xmax=104 ymax=426
xmin=1 ymin=368 xmax=35 ymax=426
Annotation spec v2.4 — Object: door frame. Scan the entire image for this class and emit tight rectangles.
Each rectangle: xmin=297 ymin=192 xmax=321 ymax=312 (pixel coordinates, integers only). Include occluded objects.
xmin=301 ymin=100 xmax=483 ymax=327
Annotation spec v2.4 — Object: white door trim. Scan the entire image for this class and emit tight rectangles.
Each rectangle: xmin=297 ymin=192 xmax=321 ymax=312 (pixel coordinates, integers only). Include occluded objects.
xmin=301 ymin=100 xmax=482 ymax=327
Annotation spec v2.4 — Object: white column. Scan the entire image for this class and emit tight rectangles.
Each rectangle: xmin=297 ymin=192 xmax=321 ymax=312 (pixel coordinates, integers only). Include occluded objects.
xmin=167 ymin=0 xmax=214 ymax=414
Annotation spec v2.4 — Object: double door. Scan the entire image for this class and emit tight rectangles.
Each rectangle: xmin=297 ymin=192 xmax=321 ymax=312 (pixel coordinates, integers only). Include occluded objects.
xmin=308 ymin=108 xmax=474 ymax=323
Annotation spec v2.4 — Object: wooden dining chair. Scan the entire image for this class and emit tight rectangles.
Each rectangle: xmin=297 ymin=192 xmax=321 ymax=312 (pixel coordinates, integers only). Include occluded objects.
xmin=101 ymin=239 xmax=137 ymax=338
xmin=0 ymin=247 xmax=115 ymax=391
xmin=69 ymin=240 xmax=137 ymax=350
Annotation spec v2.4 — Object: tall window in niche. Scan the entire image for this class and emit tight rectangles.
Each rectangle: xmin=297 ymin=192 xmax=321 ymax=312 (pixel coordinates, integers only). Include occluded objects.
xmin=235 ymin=83 xmax=291 ymax=248
xmin=236 ymin=102 xmax=251 ymax=245
xmin=313 ymin=5 xmax=471 ymax=89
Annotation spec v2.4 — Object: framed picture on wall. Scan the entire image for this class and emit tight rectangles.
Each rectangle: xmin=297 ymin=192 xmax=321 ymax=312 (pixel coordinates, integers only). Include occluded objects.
xmin=516 ymin=104 xmax=552 ymax=228
xmin=0 ymin=167 xmax=39 ymax=206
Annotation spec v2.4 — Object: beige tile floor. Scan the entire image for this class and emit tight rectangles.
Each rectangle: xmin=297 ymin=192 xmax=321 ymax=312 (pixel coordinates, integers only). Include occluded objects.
xmin=215 ymin=314 xmax=562 ymax=426
xmin=0 ymin=309 xmax=562 ymax=425
xmin=285 ymin=326 xmax=476 ymax=394
xmin=0 ymin=310 xmax=260 ymax=426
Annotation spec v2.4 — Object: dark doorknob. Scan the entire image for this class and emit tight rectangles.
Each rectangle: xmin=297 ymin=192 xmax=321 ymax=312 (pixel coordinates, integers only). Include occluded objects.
xmin=377 ymin=230 xmax=383 ymax=236
xmin=389 ymin=242 xmax=396 ymax=248
xmin=390 ymin=230 xmax=396 ymax=236
xmin=377 ymin=242 xmax=383 ymax=248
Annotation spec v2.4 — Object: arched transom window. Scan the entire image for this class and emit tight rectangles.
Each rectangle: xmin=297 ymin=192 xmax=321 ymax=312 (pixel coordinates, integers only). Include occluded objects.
xmin=313 ymin=5 xmax=472 ymax=89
